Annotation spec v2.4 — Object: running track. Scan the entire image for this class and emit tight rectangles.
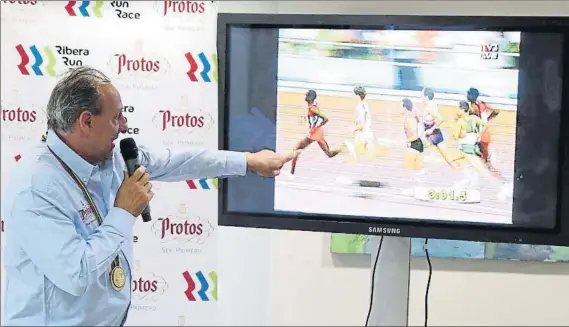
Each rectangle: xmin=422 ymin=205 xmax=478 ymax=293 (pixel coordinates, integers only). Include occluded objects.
xmin=274 ymin=91 xmax=516 ymax=225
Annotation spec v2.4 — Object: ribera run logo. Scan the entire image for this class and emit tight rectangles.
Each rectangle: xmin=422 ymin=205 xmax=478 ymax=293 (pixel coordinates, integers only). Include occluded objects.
xmin=185 ymin=52 xmax=217 ymax=83
xmin=182 ymin=270 xmax=217 ymax=302
xmin=65 ymin=1 xmax=141 ymax=20
xmin=16 ymin=45 xmax=55 ymax=76
xmin=186 ymin=178 xmax=217 ymax=190
xmin=64 ymin=0 xmax=103 ymax=17
xmin=16 ymin=44 xmax=89 ymax=76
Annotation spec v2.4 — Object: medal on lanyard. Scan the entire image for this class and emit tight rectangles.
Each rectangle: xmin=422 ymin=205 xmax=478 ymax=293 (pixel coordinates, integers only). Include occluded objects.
xmin=47 ymin=146 xmax=126 ymax=291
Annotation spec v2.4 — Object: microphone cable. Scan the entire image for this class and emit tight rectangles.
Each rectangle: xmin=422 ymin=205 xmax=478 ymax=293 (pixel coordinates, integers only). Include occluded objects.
xmin=424 ymin=238 xmax=433 ymax=327
xmin=365 ymin=236 xmax=384 ymax=327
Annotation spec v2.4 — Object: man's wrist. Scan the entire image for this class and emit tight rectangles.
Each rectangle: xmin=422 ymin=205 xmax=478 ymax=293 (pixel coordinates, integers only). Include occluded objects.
xmin=245 ymin=152 xmax=252 ymax=171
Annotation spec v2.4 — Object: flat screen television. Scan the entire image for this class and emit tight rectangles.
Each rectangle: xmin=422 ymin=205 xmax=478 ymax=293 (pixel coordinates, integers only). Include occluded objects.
xmin=217 ymin=14 xmax=569 ymax=246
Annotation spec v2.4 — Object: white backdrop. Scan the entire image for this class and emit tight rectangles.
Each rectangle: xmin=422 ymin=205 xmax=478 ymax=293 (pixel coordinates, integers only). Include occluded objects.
xmin=0 ymin=1 xmax=220 ymax=325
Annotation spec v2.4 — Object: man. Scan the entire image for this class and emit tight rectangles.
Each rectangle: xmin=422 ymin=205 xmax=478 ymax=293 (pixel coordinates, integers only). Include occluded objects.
xmin=345 ymin=85 xmax=374 ymax=159
xmin=452 ymin=100 xmax=488 ymax=187
xmin=418 ymin=87 xmax=459 ymax=170
xmin=452 ymin=100 xmax=511 ymax=199
xmin=289 ymin=89 xmax=345 ymax=175
xmin=401 ymin=98 xmax=426 ymax=179
xmin=466 ymin=87 xmax=501 ymax=175
xmin=1 ymin=66 xmax=296 ymax=326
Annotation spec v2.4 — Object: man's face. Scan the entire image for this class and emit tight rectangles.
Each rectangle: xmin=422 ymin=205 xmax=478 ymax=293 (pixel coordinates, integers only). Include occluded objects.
xmin=401 ymin=102 xmax=412 ymax=116
xmin=87 ymin=84 xmax=127 ymax=162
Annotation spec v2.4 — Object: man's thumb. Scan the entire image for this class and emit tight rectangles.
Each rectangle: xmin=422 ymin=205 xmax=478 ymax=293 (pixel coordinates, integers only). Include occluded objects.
xmin=281 ymin=150 xmax=299 ymax=163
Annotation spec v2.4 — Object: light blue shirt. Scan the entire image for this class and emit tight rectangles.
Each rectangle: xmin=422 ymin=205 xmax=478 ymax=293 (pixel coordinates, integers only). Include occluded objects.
xmin=1 ymin=131 xmax=247 ymax=326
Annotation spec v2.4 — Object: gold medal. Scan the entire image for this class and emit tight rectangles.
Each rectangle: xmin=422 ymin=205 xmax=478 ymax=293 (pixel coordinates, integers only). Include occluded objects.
xmin=110 ymin=266 xmax=126 ymax=291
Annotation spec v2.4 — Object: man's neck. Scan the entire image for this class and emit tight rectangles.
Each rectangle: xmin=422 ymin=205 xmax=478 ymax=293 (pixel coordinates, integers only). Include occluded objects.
xmin=56 ymin=131 xmax=97 ymax=165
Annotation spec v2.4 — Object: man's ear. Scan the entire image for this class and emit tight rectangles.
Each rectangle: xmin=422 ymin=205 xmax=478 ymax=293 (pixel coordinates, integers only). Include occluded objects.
xmin=77 ymin=110 xmax=93 ymax=132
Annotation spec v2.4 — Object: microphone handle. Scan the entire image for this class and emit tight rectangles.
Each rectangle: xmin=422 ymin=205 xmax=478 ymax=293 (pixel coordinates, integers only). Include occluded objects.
xmin=141 ymin=206 xmax=152 ymax=222
xmin=124 ymin=158 xmax=152 ymax=222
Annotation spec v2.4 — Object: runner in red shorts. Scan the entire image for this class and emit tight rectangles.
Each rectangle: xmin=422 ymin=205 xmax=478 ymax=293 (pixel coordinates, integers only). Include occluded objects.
xmin=290 ymin=90 xmax=346 ymax=175
xmin=466 ymin=87 xmax=504 ymax=181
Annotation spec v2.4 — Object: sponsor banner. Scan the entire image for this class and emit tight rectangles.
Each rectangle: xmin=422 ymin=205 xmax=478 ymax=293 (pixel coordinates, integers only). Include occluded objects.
xmin=1 ymin=1 xmax=220 ymax=325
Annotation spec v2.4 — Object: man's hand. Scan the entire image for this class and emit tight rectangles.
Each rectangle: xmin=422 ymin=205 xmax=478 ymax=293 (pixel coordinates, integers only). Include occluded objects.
xmin=114 ymin=166 xmax=153 ymax=217
xmin=246 ymin=149 xmax=300 ymax=177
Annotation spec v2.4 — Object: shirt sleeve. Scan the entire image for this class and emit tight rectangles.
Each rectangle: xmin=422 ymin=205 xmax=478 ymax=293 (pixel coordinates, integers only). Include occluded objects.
xmin=9 ymin=187 xmax=135 ymax=297
xmin=137 ymin=145 xmax=248 ymax=182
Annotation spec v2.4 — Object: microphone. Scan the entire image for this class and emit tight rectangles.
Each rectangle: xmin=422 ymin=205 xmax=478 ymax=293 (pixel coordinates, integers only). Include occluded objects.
xmin=120 ymin=137 xmax=152 ymax=222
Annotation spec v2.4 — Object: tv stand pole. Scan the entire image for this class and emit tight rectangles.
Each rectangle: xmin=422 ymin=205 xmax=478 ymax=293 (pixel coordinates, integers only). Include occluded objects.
xmin=367 ymin=236 xmax=411 ymax=326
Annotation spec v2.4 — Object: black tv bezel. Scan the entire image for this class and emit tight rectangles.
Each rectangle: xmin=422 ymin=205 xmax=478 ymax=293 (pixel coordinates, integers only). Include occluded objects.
xmin=217 ymin=13 xmax=569 ymax=246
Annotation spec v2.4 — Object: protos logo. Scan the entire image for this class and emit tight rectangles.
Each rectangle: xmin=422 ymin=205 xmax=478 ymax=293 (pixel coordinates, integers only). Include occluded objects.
xmin=159 ymin=218 xmax=202 ymax=238
xmin=151 ymin=96 xmax=213 ymax=147
xmin=107 ymin=45 xmax=170 ymax=85
xmin=16 ymin=44 xmax=89 ymax=76
xmin=131 ymin=273 xmax=168 ymax=312
xmin=150 ymin=205 xmax=214 ymax=255
xmin=182 ymin=270 xmax=217 ymax=302
xmin=1 ymin=102 xmax=45 ymax=142
xmin=1 ymin=0 xmax=44 ymax=23
xmin=2 ymin=107 xmax=36 ymax=122
xmin=1 ymin=1 xmax=38 ymax=5
xmin=65 ymin=1 xmax=141 ymax=19
xmin=155 ymin=110 xmax=205 ymax=131
xmin=14 ymin=154 xmax=22 ymax=162
xmin=153 ymin=216 xmax=214 ymax=243
xmin=161 ymin=1 xmax=205 ymax=16
xmin=132 ymin=275 xmax=168 ymax=298
xmin=185 ymin=52 xmax=217 ymax=83
xmin=114 ymin=54 xmax=160 ymax=75
xmin=152 ymin=108 xmax=214 ymax=145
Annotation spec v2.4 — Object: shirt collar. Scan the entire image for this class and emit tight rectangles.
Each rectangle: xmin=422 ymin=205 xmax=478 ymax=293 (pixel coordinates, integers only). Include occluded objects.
xmin=46 ymin=129 xmax=95 ymax=183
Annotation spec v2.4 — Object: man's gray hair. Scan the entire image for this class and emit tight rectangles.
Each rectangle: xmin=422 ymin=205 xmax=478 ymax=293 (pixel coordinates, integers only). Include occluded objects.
xmin=46 ymin=66 xmax=111 ymax=133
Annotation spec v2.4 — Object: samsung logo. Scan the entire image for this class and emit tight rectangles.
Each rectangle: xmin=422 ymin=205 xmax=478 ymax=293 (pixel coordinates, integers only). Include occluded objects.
xmin=368 ymin=227 xmax=401 ymax=235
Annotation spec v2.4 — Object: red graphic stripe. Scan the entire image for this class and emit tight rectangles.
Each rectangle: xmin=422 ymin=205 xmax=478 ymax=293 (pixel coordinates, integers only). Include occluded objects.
xmin=182 ymin=271 xmax=196 ymax=301
xmin=15 ymin=45 xmax=30 ymax=75
xmin=185 ymin=52 xmax=198 ymax=82
xmin=186 ymin=180 xmax=197 ymax=189
xmin=65 ymin=1 xmax=76 ymax=16
xmin=14 ymin=154 xmax=21 ymax=162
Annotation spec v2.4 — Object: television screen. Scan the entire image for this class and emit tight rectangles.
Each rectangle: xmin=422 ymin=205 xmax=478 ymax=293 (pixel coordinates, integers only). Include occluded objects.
xmin=274 ymin=29 xmax=520 ymax=225
xmin=218 ymin=14 xmax=569 ymax=246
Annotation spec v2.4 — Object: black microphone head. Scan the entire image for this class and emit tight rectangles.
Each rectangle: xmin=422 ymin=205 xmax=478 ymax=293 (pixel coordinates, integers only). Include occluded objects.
xmin=120 ymin=137 xmax=139 ymax=160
